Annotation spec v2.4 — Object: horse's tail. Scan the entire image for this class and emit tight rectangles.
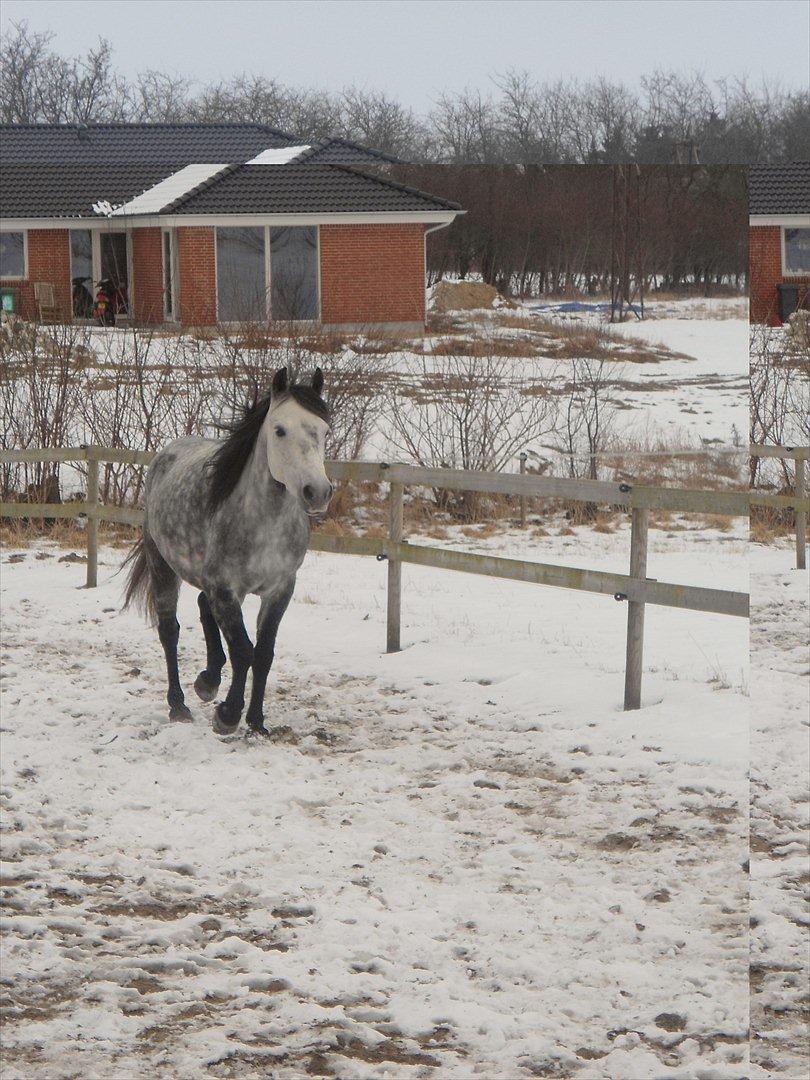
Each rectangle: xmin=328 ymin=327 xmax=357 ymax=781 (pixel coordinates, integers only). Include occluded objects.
xmin=121 ymin=536 xmax=157 ymax=623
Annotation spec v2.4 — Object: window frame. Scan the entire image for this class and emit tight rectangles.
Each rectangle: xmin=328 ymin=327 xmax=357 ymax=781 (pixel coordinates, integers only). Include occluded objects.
xmin=69 ymin=228 xmax=95 ymax=319
xmin=781 ymin=226 xmax=810 ymax=277
xmin=214 ymin=224 xmax=269 ymax=324
xmin=162 ymin=227 xmax=179 ymax=322
xmin=214 ymin=224 xmax=321 ymax=324
xmin=0 ymin=230 xmax=28 ymax=280
xmin=268 ymin=224 xmax=321 ymax=323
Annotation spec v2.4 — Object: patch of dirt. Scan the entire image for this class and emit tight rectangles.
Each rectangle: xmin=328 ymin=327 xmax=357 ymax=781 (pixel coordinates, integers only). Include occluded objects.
xmin=91 ymin=897 xmax=248 ymax=920
xmin=332 ymin=1038 xmax=440 ymax=1067
xmin=655 ymin=1012 xmax=687 ymax=1031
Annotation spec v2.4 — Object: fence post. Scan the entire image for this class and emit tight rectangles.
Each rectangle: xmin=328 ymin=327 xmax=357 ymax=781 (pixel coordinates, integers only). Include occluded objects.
xmin=86 ymin=449 xmax=99 ymax=588
xmin=796 ymin=457 xmax=806 ymax=571
xmin=387 ymin=481 xmax=403 ymax=653
xmin=623 ymin=506 xmax=649 ymax=710
xmin=519 ymin=453 xmax=527 ymax=527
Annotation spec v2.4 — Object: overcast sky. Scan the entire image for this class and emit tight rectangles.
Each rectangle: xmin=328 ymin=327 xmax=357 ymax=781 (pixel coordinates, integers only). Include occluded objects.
xmin=2 ymin=0 xmax=808 ymax=113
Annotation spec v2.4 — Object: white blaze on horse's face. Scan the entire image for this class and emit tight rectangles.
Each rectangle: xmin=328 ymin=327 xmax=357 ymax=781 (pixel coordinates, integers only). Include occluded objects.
xmin=264 ymin=396 xmax=332 ymax=515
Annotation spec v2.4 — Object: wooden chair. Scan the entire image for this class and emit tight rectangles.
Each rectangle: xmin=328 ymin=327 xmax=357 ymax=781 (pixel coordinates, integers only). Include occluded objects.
xmin=33 ymin=282 xmax=63 ymax=322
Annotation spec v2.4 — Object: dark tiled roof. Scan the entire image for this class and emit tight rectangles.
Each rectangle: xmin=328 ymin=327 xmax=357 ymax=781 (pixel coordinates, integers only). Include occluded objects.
xmin=0 ymin=163 xmax=176 ymax=217
xmin=170 ymin=164 xmax=461 ymax=214
xmin=292 ymin=138 xmax=404 ymax=167
xmin=0 ymin=122 xmax=296 ymax=166
xmin=0 ymin=161 xmax=460 ymax=218
xmin=749 ymin=163 xmax=810 ymax=215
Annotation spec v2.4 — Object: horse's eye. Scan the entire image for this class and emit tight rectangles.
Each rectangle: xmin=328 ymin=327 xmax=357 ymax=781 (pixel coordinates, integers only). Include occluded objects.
xmin=275 ymin=426 xmax=286 ymax=438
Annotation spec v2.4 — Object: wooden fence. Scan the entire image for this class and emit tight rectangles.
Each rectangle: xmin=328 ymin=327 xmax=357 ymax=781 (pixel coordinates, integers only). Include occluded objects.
xmin=2 ymin=445 xmax=808 ymax=712
xmin=750 ymin=444 xmax=808 ymax=571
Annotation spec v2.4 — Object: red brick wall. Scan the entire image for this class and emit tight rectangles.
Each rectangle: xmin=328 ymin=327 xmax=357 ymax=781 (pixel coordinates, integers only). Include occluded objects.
xmin=177 ymin=226 xmax=216 ymax=326
xmin=131 ymin=228 xmax=164 ymax=325
xmin=750 ymin=224 xmax=810 ymax=325
xmin=2 ymin=229 xmax=71 ymax=320
xmin=319 ymin=223 xmax=426 ymax=326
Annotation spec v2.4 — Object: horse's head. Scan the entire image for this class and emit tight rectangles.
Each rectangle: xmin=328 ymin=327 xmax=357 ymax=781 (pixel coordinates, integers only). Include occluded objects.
xmin=265 ymin=367 xmax=333 ymax=515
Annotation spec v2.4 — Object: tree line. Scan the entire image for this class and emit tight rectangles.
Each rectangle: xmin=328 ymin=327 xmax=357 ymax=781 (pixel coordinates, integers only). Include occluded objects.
xmin=393 ymin=164 xmax=747 ymax=297
xmin=2 ymin=22 xmax=808 ymax=164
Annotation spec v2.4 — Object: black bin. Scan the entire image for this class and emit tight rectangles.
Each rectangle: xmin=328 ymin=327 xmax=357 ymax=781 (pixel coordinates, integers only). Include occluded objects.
xmin=777 ymin=283 xmax=800 ymax=324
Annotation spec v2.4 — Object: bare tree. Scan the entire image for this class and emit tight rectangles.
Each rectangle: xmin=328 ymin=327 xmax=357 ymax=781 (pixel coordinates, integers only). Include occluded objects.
xmin=0 ymin=23 xmax=127 ymax=123
xmin=2 ymin=23 xmax=807 ymax=162
xmin=384 ymin=338 xmax=558 ymax=519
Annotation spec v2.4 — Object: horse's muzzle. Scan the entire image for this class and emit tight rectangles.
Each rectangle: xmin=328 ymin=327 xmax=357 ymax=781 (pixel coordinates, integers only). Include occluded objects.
xmin=302 ymin=481 xmax=333 ymax=515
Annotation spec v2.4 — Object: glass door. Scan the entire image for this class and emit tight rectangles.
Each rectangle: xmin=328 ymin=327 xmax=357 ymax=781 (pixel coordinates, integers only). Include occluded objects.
xmin=99 ymin=232 xmax=129 ymax=318
xmin=69 ymin=230 xmax=94 ymax=319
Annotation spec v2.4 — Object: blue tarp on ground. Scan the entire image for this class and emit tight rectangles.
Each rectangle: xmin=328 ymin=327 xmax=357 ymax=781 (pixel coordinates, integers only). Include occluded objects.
xmin=532 ymin=300 xmax=642 ymax=315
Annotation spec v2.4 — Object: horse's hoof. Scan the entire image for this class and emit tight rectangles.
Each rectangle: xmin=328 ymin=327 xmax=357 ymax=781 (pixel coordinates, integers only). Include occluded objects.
xmin=194 ymin=672 xmax=220 ymax=703
xmin=169 ymin=702 xmax=194 ymax=722
xmin=247 ymin=722 xmax=270 ymax=737
xmin=212 ymin=703 xmax=240 ymax=735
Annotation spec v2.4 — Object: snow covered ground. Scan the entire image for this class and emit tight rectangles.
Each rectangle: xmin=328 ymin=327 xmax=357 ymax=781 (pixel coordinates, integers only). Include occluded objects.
xmin=1 ymin=519 xmax=754 ymax=1079
xmin=469 ymin=296 xmax=749 ymax=446
xmin=4 ymin=297 xmax=806 ymax=1077
xmin=748 ymin=547 xmax=810 ymax=1079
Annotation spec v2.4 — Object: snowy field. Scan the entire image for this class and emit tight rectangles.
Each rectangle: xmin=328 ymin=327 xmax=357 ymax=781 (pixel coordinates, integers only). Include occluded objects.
xmin=4 ymin=297 xmax=807 ymax=1077
xmin=749 ymin=548 xmax=810 ymax=1079
xmin=1 ymin=519 xmax=755 ymax=1079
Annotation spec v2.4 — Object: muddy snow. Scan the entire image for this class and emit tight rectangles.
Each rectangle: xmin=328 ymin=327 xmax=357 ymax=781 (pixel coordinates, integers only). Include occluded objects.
xmin=749 ymin=551 xmax=810 ymax=1079
xmin=0 ymin=519 xmax=756 ymax=1079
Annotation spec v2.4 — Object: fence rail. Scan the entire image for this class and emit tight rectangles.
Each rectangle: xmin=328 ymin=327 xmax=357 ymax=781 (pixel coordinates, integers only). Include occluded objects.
xmin=750 ymin=443 xmax=807 ymax=570
xmin=2 ymin=444 xmax=808 ymax=710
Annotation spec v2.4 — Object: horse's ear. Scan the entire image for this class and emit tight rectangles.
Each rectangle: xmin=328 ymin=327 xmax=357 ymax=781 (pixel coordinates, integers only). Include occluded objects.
xmin=312 ymin=367 xmax=324 ymax=396
xmin=271 ymin=367 xmax=288 ymax=397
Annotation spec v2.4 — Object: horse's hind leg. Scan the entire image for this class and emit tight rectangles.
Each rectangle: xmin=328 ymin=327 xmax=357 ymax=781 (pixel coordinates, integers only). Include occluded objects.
xmin=194 ymin=592 xmax=226 ymax=703
xmin=145 ymin=535 xmax=192 ymax=722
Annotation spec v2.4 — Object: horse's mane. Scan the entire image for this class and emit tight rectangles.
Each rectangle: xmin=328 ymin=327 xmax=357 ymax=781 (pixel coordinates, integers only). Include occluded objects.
xmin=207 ymin=385 xmax=330 ymax=512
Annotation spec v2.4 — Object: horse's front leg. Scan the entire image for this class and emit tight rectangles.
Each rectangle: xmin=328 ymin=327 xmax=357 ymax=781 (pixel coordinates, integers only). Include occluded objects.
xmin=207 ymin=587 xmax=253 ymax=734
xmin=245 ymin=581 xmax=296 ymax=734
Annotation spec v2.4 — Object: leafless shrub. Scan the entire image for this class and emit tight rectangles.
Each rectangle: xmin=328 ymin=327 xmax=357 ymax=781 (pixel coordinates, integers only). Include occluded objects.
xmin=384 ymin=336 xmax=559 ymax=520
xmin=559 ymin=359 xmax=625 ymax=480
xmin=749 ymin=325 xmax=810 ymax=489
xmin=0 ymin=322 xmax=86 ymax=500
xmin=203 ymin=324 xmax=387 ymax=463
xmin=551 ymin=358 xmax=626 ymax=521
xmin=77 ymin=330 xmax=210 ymax=503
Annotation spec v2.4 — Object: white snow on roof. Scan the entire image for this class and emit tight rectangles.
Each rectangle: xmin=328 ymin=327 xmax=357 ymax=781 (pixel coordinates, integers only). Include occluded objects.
xmin=110 ymin=163 xmax=228 ymax=215
xmin=245 ymin=145 xmax=311 ymax=165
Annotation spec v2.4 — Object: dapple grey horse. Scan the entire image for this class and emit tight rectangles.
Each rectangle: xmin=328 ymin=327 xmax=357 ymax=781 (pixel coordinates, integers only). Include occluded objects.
xmin=123 ymin=367 xmax=332 ymax=735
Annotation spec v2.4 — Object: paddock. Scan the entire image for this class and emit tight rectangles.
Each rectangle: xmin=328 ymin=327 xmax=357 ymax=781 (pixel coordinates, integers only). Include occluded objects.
xmin=0 ymin=508 xmax=756 ymax=1079
xmin=2 ymin=446 xmax=807 ymax=1077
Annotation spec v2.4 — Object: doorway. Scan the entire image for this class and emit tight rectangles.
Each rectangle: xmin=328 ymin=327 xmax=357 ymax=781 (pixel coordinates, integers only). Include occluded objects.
xmin=99 ymin=232 xmax=129 ymax=317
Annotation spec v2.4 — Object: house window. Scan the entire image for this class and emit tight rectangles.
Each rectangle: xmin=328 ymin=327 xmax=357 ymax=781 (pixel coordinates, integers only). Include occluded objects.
xmin=162 ymin=229 xmax=177 ymax=321
xmin=0 ymin=232 xmax=25 ymax=278
xmin=70 ymin=230 xmax=94 ymax=317
xmin=270 ymin=226 xmax=319 ymax=320
xmin=216 ymin=227 xmax=266 ymax=322
xmin=783 ymin=228 xmax=810 ymax=275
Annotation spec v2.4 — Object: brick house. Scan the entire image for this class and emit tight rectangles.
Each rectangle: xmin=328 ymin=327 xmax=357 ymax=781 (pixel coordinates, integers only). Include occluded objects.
xmin=0 ymin=124 xmax=462 ymax=333
xmin=749 ymin=162 xmax=810 ymax=325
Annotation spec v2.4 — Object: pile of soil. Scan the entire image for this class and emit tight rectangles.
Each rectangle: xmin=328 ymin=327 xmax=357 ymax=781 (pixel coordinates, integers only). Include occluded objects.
xmin=431 ymin=280 xmax=499 ymax=313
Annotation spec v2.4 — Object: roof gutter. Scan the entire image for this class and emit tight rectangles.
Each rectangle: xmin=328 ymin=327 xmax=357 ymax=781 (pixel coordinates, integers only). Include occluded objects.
xmin=749 ymin=213 xmax=810 ymax=226
xmin=0 ymin=210 xmax=460 ymax=231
